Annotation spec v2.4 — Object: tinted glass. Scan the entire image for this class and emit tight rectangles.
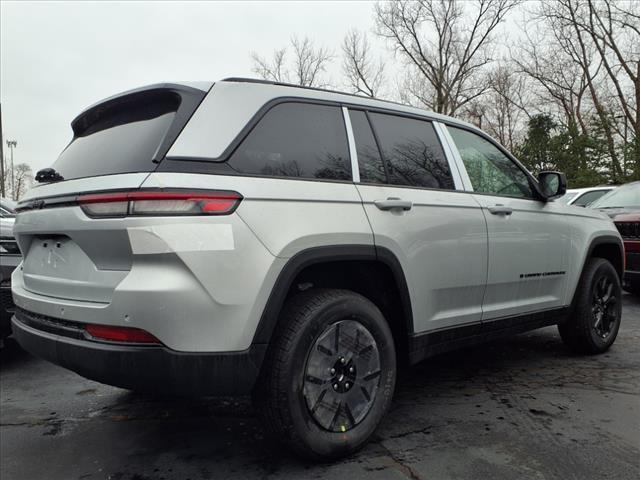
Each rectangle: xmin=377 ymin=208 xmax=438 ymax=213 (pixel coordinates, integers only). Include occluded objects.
xmin=52 ymin=94 xmax=180 ymax=180
xmin=573 ymin=190 xmax=609 ymax=207
xmin=449 ymin=127 xmax=533 ymax=198
xmin=590 ymin=183 xmax=640 ymax=209
xmin=349 ymin=110 xmax=386 ymax=184
xmin=229 ymin=103 xmax=351 ymax=181
xmin=369 ymin=113 xmax=454 ymax=189
xmin=559 ymin=191 xmax=579 ymax=203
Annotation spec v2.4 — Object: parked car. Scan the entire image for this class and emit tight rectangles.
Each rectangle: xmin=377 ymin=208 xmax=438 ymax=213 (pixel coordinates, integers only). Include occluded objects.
xmin=1 ymin=197 xmax=20 ymax=344
xmin=560 ymin=186 xmax=614 ymax=207
xmin=590 ymin=181 xmax=640 ymax=294
xmin=11 ymin=79 xmax=624 ymax=459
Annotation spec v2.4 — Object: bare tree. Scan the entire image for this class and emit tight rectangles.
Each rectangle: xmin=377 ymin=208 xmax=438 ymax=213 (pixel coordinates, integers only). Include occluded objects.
xmin=468 ymin=64 xmax=531 ymax=151
xmin=252 ymin=48 xmax=288 ymax=83
xmin=341 ymin=30 xmax=386 ymax=98
xmin=520 ymin=0 xmax=639 ymax=180
xmin=12 ymin=163 xmax=32 ymax=201
xmin=251 ymin=36 xmax=333 ymax=87
xmin=513 ymin=16 xmax=593 ymax=136
xmin=375 ymin=0 xmax=520 ymax=115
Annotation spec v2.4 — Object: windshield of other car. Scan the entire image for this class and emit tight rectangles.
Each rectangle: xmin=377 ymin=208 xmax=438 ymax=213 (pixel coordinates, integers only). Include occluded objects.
xmin=590 ymin=183 xmax=640 ymax=209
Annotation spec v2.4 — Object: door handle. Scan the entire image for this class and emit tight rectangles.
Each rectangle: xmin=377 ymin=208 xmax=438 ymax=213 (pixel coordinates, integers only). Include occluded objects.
xmin=374 ymin=198 xmax=413 ymax=211
xmin=488 ymin=204 xmax=513 ymax=215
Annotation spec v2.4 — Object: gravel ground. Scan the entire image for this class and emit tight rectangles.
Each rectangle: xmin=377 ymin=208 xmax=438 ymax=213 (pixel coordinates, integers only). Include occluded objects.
xmin=1 ymin=294 xmax=639 ymax=480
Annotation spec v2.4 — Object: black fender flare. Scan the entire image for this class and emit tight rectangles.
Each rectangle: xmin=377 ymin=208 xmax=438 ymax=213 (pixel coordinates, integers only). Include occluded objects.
xmin=568 ymin=234 xmax=624 ymax=308
xmin=250 ymin=244 xmax=414 ymax=346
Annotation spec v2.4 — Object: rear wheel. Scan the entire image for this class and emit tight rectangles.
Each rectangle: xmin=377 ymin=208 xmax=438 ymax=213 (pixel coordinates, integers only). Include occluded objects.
xmin=254 ymin=289 xmax=396 ymax=460
xmin=559 ymin=258 xmax=622 ymax=354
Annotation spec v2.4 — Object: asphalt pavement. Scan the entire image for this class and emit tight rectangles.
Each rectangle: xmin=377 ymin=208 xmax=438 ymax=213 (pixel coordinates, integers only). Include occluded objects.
xmin=1 ymin=294 xmax=639 ymax=480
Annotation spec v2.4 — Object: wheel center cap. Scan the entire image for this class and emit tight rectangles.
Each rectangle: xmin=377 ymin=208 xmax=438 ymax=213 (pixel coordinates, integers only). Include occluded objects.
xmin=331 ymin=357 xmax=356 ymax=393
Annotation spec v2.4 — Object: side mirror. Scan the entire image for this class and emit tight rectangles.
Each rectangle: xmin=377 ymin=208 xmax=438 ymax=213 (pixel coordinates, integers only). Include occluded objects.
xmin=538 ymin=171 xmax=567 ymax=201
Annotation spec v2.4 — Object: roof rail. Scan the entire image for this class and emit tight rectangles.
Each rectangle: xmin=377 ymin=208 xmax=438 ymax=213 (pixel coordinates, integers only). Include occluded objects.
xmin=221 ymin=77 xmax=383 ymax=103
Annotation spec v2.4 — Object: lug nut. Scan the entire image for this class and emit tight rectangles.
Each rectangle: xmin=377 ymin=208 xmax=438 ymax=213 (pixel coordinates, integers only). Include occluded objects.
xmin=345 ymin=382 xmax=350 ymax=389
xmin=333 ymin=383 xmax=339 ymax=390
xmin=330 ymin=368 xmax=336 ymax=375
xmin=340 ymin=357 xmax=346 ymax=364
xmin=349 ymin=366 xmax=354 ymax=373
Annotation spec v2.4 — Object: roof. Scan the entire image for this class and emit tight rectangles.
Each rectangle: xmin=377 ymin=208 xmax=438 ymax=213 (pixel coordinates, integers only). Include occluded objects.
xmin=220 ymin=77 xmax=475 ymax=129
xmin=167 ymin=78 xmax=479 ymax=160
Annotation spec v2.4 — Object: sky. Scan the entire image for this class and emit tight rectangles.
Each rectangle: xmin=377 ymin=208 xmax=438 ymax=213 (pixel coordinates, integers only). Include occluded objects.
xmin=1 ymin=0 xmax=379 ymax=174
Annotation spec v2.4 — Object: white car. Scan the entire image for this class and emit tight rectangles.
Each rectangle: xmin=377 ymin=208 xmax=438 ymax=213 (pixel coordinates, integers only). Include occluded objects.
xmin=11 ymin=79 xmax=624 ymax=459
xmin=560 ymin=186 xmax=614 ymax=207
xmin=1 ymin=197 xmax=20 ymax=344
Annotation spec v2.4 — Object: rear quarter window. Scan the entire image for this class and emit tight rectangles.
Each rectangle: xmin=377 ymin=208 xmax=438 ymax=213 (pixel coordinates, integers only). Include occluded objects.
xmin=228 ymin=102 xmax=351 ymax=181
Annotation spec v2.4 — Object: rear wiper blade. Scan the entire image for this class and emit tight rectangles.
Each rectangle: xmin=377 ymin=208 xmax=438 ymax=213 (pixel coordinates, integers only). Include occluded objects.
xmin=35 ymin=168 xmax=64 ymax=183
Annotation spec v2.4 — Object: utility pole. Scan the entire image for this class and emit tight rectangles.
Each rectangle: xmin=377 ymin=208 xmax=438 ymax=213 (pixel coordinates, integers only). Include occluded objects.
xmin=6 ymin=140 xmax=17 ymax=201
xmin=0 ymin=103 xmax=4 ymax=198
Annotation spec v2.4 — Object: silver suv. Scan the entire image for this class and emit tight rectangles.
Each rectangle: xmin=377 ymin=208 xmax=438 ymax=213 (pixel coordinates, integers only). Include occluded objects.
xmin=11 ymin=79 xmax=624 ymax=459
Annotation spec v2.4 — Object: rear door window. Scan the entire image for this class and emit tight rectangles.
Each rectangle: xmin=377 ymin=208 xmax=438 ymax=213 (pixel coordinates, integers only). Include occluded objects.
xmin=228 ymin=102 xmax=351 ymax=181
xmin=368 ymin=113 xmax=454 ymax=190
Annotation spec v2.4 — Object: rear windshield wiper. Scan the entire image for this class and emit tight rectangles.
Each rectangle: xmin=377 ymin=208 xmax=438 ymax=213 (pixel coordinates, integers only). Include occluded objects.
xmin=35 ymin=168 xmax=64 ymax=183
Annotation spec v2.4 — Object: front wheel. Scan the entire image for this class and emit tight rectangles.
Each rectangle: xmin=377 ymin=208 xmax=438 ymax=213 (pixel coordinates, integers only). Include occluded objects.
xmin=254 ymin=289 xmax=396 ymax=460
xmin=559 ymin=258 xmax=622 ymax=354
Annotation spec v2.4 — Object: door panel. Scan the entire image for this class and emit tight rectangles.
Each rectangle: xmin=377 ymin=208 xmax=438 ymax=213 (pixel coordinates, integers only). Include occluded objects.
xmin=445 ymin=125 xmax=571 ymax=320
xmin=358 ymin=185 xmax=488 ymax=332
xmin=473 ymin=195 xmax=571 ymax=319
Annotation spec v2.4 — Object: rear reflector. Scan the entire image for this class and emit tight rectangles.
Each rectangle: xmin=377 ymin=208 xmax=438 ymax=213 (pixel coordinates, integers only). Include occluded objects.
xmin=78 ymin=190 xmax=242 ymax=217
xmin=86 ymin=324 xmax=161 ymax=344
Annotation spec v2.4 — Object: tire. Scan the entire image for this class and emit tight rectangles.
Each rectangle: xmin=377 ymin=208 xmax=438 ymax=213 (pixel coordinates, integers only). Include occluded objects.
xmin=558 ymin=258 xmax=622 ymax=354
xmin=254 ymin=288 xmax=396 ymax=460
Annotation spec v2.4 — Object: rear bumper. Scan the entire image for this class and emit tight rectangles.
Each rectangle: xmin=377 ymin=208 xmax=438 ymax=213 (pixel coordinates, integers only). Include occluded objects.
xmin=12 ymin=309 xmax=266 ymax=396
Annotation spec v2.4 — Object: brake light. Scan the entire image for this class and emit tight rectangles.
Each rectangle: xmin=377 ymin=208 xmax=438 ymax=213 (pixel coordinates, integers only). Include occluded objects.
xmin=77 ymin=190 xmax=242 ymax=217
xmin=86 ymin=324 xmax=161 ymax=344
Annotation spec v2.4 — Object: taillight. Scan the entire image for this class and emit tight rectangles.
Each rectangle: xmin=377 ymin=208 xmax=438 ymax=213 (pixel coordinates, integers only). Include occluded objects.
xmin=77 ymin=190 xmax=242 ymax=217
xmin=86 ymin=324 xmax=161 ymax=344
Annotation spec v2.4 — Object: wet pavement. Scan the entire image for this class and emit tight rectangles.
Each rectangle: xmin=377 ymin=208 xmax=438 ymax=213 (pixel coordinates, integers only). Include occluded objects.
xmin=1 ymin=294 xmax=639 ymax=480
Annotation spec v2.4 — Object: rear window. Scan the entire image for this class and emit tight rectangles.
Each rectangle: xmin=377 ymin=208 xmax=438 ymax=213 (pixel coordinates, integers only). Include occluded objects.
xmin=228 ymin=102 xmax=351 ymax=181
xmin=368 ymin=113 xmax=454 ymax=189
xmin=51 ymin=92 xmax=181 ymax=180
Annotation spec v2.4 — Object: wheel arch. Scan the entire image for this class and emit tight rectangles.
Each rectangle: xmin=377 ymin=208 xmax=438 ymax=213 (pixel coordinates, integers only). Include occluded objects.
xmin=251 ymin=245 xmax=414 ymax=359
xmin=570 ymin=234 xmax=624 ymax=304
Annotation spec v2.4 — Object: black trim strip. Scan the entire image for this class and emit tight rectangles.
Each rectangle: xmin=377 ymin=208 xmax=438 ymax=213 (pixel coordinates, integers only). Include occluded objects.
xmin=407 ymin=307 xmax=569 ymax=365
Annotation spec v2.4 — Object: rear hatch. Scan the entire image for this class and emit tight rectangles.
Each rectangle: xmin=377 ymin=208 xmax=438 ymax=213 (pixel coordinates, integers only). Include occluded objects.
xmin=15 ymin=83 xmax=210 ymax=303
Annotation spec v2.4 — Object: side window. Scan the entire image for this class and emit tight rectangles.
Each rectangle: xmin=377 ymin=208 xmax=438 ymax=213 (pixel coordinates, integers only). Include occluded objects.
xmin=349 ymin=110 xmax=387 ymax=184
xmin=573 ymin=190 xmax=608 ymax=207
xmin=448 ymin=127 xmax=534 ymax=199
xmin=368 ymin=113 xmax=455 ymax=189
xmin=228 ymin=102 xmax=351 ymax=181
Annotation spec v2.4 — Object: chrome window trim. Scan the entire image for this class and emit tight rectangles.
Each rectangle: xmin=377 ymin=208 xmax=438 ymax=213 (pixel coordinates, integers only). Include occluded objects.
xmin=433 ymin=121 xmax=473 ymax=191
xmin=342 ymin=107 xmax=360 ymax=183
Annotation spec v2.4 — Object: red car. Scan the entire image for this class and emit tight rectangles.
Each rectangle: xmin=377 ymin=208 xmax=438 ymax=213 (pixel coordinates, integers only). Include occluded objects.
xmin=614 ymin=213 xmax=640 ymax=294
xmin=590 ymin=181 xmax=640 ymax=295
